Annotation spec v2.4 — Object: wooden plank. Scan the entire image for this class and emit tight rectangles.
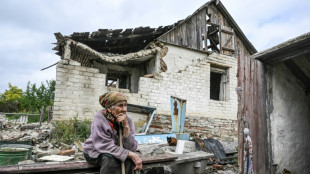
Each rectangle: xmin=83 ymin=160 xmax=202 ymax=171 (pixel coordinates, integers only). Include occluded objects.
xmin=40 ymin=106 xmax=44 ymax=127
xmin=177 ymin=26 xmax=183 ymax=46
xmin=221 ymin=29 xmax=234 ymax=35
xmin=196 ymin=12 xmax=202 ymax=50
xmin=173 ymin=27 xmax=179 ymax=45
xmin=237 ymin=51 xmax=244 ymax=174
xmin=0 ymin=154 xmax=178 ymax=173
xmin=221 ymin=25 xmax=234 ymax=55
xmin=186 ymin=19 xmax=192 ymax=48
xmin=171 ymin=29 xmax=175 ymax=44
xmin=142 ymin=154 xmax=178 ymax=164
xmin=0 ymin=161 xmax=97 ymax=173
xmin=181 ymin=21 xmax=187 ymax=46
xmin=237 ymin=49 xmax=270 ymax=174
xmin=190 ymin=14 xmax=197 ymax=49
xmin=201 ymin=8 xmax=207 ymax=51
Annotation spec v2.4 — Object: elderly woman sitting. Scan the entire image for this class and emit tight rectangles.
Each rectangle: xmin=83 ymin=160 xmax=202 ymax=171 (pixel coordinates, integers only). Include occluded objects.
xmin=83 ymin=91 xmax=142 ymax=174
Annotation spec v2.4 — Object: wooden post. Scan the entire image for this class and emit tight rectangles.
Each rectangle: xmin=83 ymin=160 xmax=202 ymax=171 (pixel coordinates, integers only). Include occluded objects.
xmin=48 ymin=106 xmax=53 ymax=123
xmin=40 ymin=106 xmax=44 ymax=127
xmin=119 ymin=126 xmax=125 ymax=174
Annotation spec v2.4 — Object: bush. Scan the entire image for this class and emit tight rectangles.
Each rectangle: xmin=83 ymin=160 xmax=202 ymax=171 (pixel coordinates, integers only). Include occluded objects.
xmin=52 ymin=116 xmax=91 ymax=144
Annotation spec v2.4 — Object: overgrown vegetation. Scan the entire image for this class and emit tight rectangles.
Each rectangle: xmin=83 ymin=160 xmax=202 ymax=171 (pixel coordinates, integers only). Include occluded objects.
xmin=52 ymin=116 xmax=91 ymax=145
xmin=0 ymin=81 xmax=55 ymax=123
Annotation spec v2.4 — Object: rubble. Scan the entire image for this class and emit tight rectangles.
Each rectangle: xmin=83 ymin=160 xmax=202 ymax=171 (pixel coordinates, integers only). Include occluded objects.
xmin=0 ymin=120 xmax=238 ymax=174
xmin=205 ymin=163 xmax=238 ymax=174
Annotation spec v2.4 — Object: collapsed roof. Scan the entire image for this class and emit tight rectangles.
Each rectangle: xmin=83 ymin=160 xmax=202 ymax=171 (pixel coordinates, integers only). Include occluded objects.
xmin=53 ymin=0 xmax=257 ymax=67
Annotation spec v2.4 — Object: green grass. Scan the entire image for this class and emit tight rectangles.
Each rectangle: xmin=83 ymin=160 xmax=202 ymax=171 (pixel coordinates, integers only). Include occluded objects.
xmin=51 ymin=116 xmax=91 ymax=144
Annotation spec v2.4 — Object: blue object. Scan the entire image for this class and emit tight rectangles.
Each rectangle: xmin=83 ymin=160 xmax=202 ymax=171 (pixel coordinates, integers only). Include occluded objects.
xmin=143 ymin=109 xmax=156 ymax=134
xmin=170 ymin=96 xmax=187 ymax=133
xmin=135 ymin=133 xmax=176 ymax=144
xmin=175 ymin=133 xmax=190 ymax=141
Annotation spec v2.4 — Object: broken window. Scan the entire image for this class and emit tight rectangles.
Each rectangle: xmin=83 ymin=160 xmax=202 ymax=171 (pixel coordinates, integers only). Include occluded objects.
xmin=106 ymin=70 xmax=130 ymax=90
xmin=205 ymin=13 xmax=235 ymax=55
xmin=207 ymin=23 xmax=220 ymax=52
xmin=210 ymin=66 xmax=229 ymax=101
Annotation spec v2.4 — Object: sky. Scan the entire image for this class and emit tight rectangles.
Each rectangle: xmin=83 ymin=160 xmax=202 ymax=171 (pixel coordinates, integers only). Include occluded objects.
xmin=0 ymin=0 xmax=309 ymax=93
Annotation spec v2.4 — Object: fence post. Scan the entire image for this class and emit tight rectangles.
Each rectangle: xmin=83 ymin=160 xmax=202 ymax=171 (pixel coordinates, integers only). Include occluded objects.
xmin=48 ymin=106 xmax=53 ymax=123
xmin=40 ymin=106 xmax=44 ymax=127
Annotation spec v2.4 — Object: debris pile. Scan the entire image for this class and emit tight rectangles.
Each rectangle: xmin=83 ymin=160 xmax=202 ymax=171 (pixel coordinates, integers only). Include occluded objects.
xmin=0 ymin=118 xmax=238 ymax=174
xmin=0 ymin=121 xmax=84 ymax=164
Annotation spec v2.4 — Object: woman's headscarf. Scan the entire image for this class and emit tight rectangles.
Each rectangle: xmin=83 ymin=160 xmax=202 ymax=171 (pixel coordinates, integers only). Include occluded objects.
xmin=99 ymin=91 xmax=127 ymax=109
xmin=99 ymin=91 xmax=127 ymax=131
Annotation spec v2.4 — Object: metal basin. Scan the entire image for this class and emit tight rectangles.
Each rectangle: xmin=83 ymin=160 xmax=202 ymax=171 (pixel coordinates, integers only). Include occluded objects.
xmin=0 ymin=147 xmax=28 ymax=166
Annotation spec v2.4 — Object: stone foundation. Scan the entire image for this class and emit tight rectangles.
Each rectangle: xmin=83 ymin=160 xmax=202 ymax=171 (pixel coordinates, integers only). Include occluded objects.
xmin=148 ymin=114 xmax=238 ymax=142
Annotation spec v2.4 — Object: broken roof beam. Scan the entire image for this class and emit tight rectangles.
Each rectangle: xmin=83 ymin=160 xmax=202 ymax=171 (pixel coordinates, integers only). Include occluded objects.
xmin=121 ymin=28 xmax=134 ymax=35
xmin=71 ymin=32 xmax=90 ymax=39
xmin=91 ymin=27 xmax=157 ymax=38
xmin=78 ymin=32 xmax=161 ymax=42
xmin=67 ymin=38 xmax=158 ymax=64
xmin=133 ymin=26 xmax=155 ymax=34
xmin=112 ymin=29 xmax=123 ymax=37
xmin=155 ymin=26 xmax=163 ymax=32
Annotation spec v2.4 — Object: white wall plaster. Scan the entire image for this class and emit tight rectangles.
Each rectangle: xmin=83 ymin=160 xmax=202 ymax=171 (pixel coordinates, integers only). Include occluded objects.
xmin=162 ymin=45 xmax=207 ymax=73
xmin=270 ymin=62 xmax=310 ymax=174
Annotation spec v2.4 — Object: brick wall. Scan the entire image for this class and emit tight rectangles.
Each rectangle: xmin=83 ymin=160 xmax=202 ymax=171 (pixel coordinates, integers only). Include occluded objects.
xmin=54 ymin=60 xmax=105 ymax=120
xmin=136 ymin=46 xmax=238 ymax=120
xmin=54 ymin=46 xmax=238 ymax=141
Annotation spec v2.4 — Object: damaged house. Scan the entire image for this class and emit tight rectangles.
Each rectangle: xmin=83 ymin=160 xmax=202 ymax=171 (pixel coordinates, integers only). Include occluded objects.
xmin=53 ymin=0 xmax=256 ymax=143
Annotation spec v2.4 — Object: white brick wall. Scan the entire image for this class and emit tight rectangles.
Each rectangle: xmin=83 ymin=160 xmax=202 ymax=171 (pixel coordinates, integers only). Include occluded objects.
xmin=54 ymin=60 xmax=105 ymax=120
xmin=54 ymin=46 xmax=238 ymax=123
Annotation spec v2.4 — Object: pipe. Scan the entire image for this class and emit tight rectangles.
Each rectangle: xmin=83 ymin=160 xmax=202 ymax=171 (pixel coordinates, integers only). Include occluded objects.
xmin=143 ymin=109 xmax=156 ymax=134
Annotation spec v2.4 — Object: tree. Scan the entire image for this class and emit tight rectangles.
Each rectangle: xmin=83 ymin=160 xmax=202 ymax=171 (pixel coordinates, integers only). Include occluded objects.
xmin=20 ymin=82 xmax=37 ymax=113
xmin=20 ymin=80 xmax=56 ymax=113
xmin=0 ymin=83 xmax=23 ymax=112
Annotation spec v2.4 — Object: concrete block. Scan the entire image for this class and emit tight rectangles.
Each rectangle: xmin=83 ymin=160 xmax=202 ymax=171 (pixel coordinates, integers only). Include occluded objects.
xmin=68 ymin=60 xmax=81 ymax=66
xmin=82 ymin=72 xmax=94 ymax=77
xmin=175 ymin=140 xmax=186 ymax=154
xmin=86 ymin=68 xmax=99 ymax=73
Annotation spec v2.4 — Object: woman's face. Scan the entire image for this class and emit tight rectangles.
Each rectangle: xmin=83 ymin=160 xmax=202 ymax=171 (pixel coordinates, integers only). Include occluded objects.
xmin=108 ymin=101 xmax=127 ymax=117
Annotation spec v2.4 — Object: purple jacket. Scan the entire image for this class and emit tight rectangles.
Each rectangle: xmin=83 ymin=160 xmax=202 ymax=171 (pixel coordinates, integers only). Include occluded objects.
xmin=83 ymin=110 xmax=138 ymax=162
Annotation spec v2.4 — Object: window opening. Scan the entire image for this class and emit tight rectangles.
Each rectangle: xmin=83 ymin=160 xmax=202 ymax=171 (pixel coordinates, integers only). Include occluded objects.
xmin=210 ymin=66 xmax=229 ymax=101
xmin=210 ymin=72 xmax=222 ymax=100
xmin=106 ymin=70 xmax=130 ymax=90
xmin=207 ymin=24 xmax=220 ymax=52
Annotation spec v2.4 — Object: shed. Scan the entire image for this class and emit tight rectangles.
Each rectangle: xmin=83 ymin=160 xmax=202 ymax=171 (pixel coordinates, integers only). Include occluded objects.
xmin=238 ymin=32 xmax=310 ymax=173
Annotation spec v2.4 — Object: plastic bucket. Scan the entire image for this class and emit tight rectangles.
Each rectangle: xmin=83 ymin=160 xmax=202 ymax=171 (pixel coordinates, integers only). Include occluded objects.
xmin=0 ymin=147 xmax=28 ymax=166
xmin=0 ymin=144 xmax=33 ymax=160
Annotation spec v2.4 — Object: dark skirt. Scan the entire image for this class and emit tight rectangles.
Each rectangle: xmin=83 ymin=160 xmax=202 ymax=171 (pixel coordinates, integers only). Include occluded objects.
xmin=84 ymin=153 xmax=135 ymax=174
